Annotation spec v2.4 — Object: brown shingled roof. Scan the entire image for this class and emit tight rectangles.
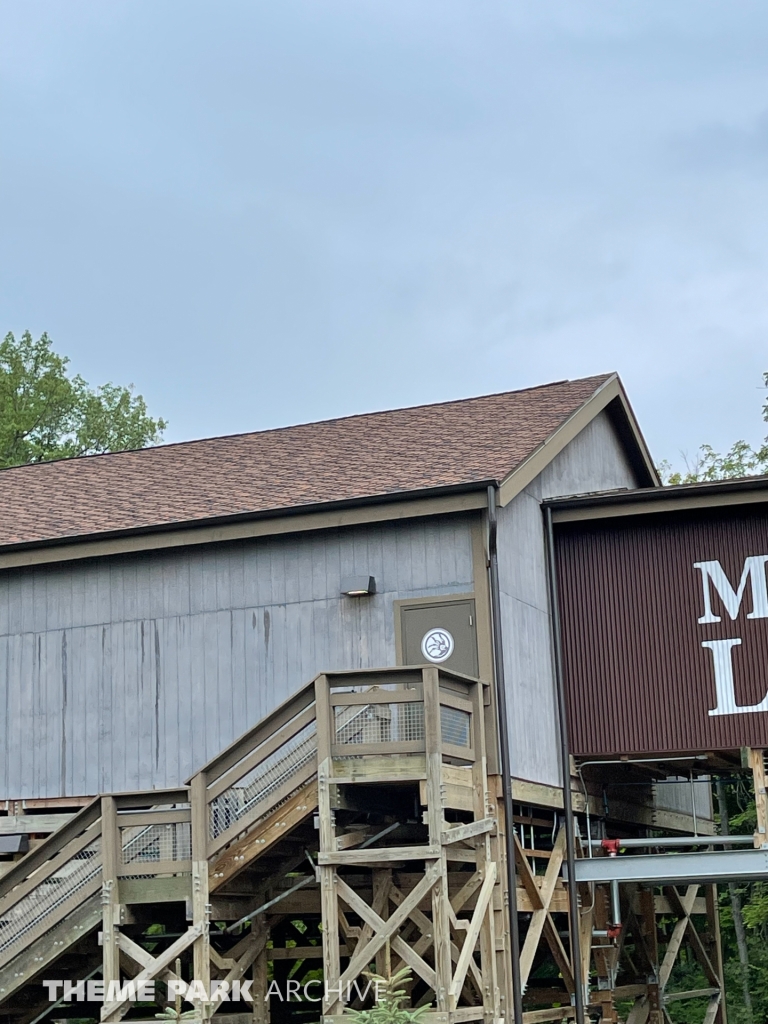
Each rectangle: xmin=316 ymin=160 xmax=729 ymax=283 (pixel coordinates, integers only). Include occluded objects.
xmin=0 ymin=374 xmax=619 ymax=549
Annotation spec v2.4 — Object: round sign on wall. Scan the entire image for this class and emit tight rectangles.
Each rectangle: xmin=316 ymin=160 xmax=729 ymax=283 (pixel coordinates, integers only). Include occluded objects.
xmin=420 ymin=627 xmax=455 ymax=663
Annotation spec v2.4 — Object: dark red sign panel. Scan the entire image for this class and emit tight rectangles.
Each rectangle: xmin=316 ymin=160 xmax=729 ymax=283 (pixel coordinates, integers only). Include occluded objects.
xmin=555 ymin=508 xmax=768 ymax=755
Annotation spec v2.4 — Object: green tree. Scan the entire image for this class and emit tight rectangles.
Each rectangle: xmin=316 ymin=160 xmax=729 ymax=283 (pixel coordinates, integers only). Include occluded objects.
xmin=659 ymin=373 xmax=768 ymax=484
xmin=347 ymin=968 xmax=431 ymax=1024
xmin=658 ymin=375 xmax=768 ymax=1022
xmin=0 ymin=331 xmax=167 ymax=468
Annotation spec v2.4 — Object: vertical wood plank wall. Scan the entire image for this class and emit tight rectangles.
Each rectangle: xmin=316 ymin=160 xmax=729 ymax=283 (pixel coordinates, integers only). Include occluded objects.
xmin=0 ymin=516 xmax=474 ymax=798
xmin=495 ymin=411 xmax=640 ymax=787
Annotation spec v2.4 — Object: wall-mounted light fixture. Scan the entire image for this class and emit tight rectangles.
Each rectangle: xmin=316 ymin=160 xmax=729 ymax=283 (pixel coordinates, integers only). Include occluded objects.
xmin=340 ymin=575 xmax=376 ymax=597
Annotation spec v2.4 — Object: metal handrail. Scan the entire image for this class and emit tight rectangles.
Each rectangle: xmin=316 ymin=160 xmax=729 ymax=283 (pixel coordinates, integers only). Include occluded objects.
xmin=585 ymin=835 xmax=755 ymax=849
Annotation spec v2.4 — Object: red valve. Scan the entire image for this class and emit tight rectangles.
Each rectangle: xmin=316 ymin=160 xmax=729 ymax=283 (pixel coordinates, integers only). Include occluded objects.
xmin=601 ymin=838 xmax=621 ymax=857
xmin=607 ymin=923 xmax=623 ymax=940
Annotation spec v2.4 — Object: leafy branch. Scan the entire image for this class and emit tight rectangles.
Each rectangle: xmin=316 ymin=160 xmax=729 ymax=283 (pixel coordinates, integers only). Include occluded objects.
xmin=0 ymin=331 xmax=166 ymax=467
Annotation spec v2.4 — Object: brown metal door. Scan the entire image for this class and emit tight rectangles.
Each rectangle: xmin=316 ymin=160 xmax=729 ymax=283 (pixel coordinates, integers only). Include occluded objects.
xmin=400 ymin=599 xmax=479 ymax=677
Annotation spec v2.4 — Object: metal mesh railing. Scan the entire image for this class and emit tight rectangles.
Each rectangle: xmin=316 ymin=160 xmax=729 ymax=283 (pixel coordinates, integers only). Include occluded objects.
xmin=335 ymin=702 xmax=425 ymax=745
xmin=209 ymin=718 xmax=318 ymax=840
xmin=208 ymin=700 xmax=411 ymax=841
xmin=0 ymin=837 xmax=101 ymax=959
xmin=441 ymin=705 xmax=471 ymax=747
xmin=121 ymin=821 xmax=192 ymax=863
xmin=206 ymin=691 xmax=466 ymax=844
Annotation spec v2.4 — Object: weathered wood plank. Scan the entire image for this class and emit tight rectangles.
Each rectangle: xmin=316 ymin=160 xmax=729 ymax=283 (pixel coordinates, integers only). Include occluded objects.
xmin=102 ymin=925 xmax=203 ymax=1021
xmin=441 ymin=818 xmax=495 ymax=846
xmin=119 ymin=876 xmax=191 ymax=904
xmin=209 ymin=783 xmax=318 ymax=890
xmin=448 ymin=863 xmax=496 ymax=1004
xmin=318 ymin=846 xmax=440 ymax=866
xmin=0 ymin=813 xmax=72 ymax=835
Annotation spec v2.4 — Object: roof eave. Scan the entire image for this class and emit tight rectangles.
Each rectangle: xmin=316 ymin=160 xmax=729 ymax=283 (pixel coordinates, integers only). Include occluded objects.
xmin=546 ymin=474 xmax=768 ymax=523
xmin=0 ymin=478 xmax=498 ymax=562
xmin=496 ymin=374 xmax=659 ymax=507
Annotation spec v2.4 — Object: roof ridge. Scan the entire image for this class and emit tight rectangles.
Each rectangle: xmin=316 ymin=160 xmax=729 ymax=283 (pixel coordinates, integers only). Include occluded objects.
xmin=0 ymin=373 xmax=615 ymax=476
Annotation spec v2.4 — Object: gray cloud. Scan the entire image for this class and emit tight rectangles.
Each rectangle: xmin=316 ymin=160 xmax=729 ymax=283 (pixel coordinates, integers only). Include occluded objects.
xmin=1 ymin=0 xmax=768 ymax=470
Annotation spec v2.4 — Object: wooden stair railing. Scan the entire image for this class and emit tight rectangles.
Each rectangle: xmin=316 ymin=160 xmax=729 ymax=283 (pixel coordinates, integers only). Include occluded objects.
xmin=0 ymin=667 xmax=511 ymax=1024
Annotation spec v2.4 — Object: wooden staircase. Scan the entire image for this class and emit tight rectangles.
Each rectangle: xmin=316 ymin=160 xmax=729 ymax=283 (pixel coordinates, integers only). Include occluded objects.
xmin=0 ymin=667 xmax=512 ymax=1024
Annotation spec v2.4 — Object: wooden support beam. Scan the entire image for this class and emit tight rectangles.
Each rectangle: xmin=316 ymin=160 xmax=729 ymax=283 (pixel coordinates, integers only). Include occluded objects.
xmin=388 ymin=880 xmax=483 ymax=1000
xmin=120 ymin=876 xmax=191 ymax=905
xmin=522 ymin=1010 xmax=575 ymax=1024
xmin=209 ymin=947 xmax=236 ymax=972
xmin=102 ymin=925 xmax=202 ymax=1021
xmin=441 ymin=819 xmax=496 ymax=846
xmin=704 ymin=885 xmax=727 ymax=1024
xmin=316 ymin=675 xmax=343 ymax=1018
xmin=449 ymin=862 xmax=496 ymax=1006
xmin=330 ymin=863 xmax=441 ymax=1012
xmin=336 ymin=829 xmax=371 ymax=851
xmin=424 ymin=667 xmax=451 ymax=1013
xmin=209 ymin=783 xmax=318 ymax=890
xmin=748 ymin=748 xmax=768 ymax=848
xmin=664 ymin=988 xmax=719 ymax=1003
xmin=703 ymin=993 xmax=722 ymax=1024
xmin=190 ymin=772 xmax=211 ymax=1021
xmin=318 ymin=846 xmax=440 ymax=866
xmin=515 ymin=832 xmax=574 ymax=994
xmin=332 ymin=754 xmax=427 ymax=785
xmin=664 ymin=886 xmax=720 ymax=989
xmin=637 ymin=888 xmax=661 ymax=1024
xmin=444 ymin=847 xmax=478 ymax=863
xmin=578 ymin=885 xmax=595 ymax=1006
xmin=374 ymin=869 xmax=392 ymax=977
xmin=101 ymin=796 xmax=121 ymax=1007
xmin=626 ymin=999 xmax=650 ymax=1024
xmin=210 ymin=929 xmax=266 ymax=1016
xmin=335 ymin=873 xmax=437 ymax=991
xmin=518 ymin=829 xmax=566 ymax=992
xmin=116 ymin=933 xmax=183 ymax=986
xmin=251 ymin=920 xmax=268 ymax=1024
xmin=268 ymin=944 xmax=349 ymax=961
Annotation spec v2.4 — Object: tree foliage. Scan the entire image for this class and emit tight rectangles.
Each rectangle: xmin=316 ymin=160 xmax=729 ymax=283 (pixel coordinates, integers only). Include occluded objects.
xmin=347 ymin=968 xmax=431 ymax=1024
xmin=0 ymin=331 xmax=167 ymax=468
xmin=658 ymin=376 xmax=768 ymax=1021
xmin=659 ymin=373 xmax=768 ymax=484
xmin=712 ymin=779 xmax=768 ymax=1024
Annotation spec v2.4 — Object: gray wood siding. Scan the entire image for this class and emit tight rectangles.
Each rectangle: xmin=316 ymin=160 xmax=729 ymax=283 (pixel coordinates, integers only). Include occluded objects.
xmin=497 ymin=412 xmax=640 ymax=787
xmin=0 ymin=516 xmax=474 ymax=798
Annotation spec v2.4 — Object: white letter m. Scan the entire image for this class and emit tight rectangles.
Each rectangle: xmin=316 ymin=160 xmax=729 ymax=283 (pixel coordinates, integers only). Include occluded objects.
xmin=694 ymin=556 xmax=768 ymax=624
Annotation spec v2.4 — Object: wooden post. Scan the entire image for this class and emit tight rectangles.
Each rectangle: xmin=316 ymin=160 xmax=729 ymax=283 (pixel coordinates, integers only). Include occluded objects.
xmin=373 ymin=869 xmax=392 ymax=977
xmin=748 ymin=748 xmax=768 ymax=848
xmin=471 ymin=678 xmax=500 ymax=1021
xmin=191 ymin=771 xmax=211 ymax=1019
xmin=252 ymin=918 xmax=269 ymax=1024
xmin=492 ymin=781 xmax=514 ymax=1021
xmin=590 ymin=885 xmax=617 ymax=1024
xmin=316 ymin=675 xmax=342 ymax=1016
xmin=705 ymin=885 xmax=728 ymax=1024
xmin=424 ymin=668 xmax=451 ymax=1013
xmin=100 ymin=795 xmax=120 ymax=1021
xmin=579 ymin=885 xmax=595 ymax=1007
xmin=637 ymin=887 xmax=661 ymax=1024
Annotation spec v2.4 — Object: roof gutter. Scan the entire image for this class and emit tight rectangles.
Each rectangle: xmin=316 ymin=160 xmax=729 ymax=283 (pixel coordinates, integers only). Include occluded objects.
xmin=0 ymin=479 xmax=497 ymax=558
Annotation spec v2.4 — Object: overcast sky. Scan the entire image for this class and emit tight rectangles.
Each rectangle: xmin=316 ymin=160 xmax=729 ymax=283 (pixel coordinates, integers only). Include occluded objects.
xmin=2 ymin=1 xmax=768 ymax=470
